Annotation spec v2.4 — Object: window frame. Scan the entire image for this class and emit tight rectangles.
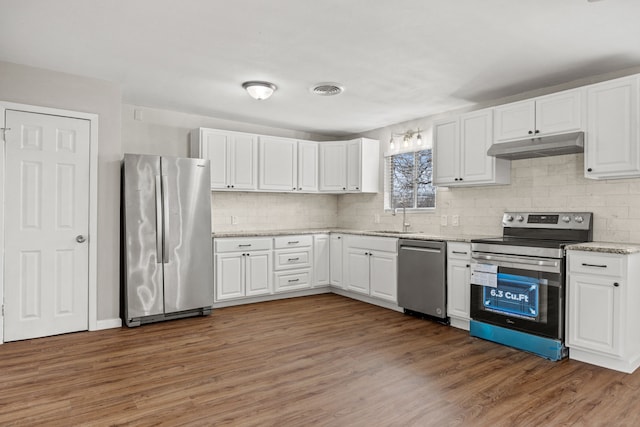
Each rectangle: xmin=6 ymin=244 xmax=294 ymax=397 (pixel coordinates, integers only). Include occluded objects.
xmin=384 ymin=148 xmax=436 ymax=213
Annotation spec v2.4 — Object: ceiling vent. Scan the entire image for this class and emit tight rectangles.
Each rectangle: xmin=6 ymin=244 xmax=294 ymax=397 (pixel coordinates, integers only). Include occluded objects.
xmin=311 ymin=83 xmax=344 ymax=96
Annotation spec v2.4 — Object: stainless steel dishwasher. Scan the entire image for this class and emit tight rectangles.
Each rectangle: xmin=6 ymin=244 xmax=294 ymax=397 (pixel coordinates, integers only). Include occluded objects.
xmin=397 ymin=239 xmax=447 ymax=321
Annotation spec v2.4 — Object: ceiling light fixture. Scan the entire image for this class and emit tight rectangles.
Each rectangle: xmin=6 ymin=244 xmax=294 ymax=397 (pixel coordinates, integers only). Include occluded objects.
xmin=242 ymin=81 xmax=277 ymax=100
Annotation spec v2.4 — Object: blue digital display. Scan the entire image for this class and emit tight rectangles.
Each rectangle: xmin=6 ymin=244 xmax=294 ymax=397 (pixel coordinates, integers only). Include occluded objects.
xmin=482 ymin=273 xmax=539 ymax=319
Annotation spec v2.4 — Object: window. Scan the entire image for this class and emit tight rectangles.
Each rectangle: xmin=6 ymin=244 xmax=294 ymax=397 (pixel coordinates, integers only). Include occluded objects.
xmin=385 ymin=149 xmax=436 ymax=210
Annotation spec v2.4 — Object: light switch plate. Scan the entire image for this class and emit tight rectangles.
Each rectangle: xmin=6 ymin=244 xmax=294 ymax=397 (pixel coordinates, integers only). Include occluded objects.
xmin=440 ymin=215 xmax=448 ymax=226
xmin=452 ymin=215 xmax=460 ymax=227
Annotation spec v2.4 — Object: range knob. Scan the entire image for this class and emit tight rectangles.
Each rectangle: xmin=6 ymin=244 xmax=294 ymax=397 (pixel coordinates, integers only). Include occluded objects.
xmin=574 ymin=215 xmax=584 ymax=224
xmin=561 ymin=215 xmax=571 ymax=223
xmin=504 ymin=215 xmax=514 ymax=222
xmin=516 ymin=215 xmax=525 ymax=222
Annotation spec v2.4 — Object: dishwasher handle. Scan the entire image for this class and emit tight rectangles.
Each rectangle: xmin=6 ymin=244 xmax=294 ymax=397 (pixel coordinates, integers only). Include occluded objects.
xmin=400 ymin=246 xmax=443 ymax=254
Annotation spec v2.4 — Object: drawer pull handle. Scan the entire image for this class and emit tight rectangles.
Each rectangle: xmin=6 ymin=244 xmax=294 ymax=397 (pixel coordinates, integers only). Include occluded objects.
xmin=581 ymin=263 xmax=607 ymax=268
xmin=288 ymin=241 xmax=300 ymax=244
xmin=287 ymin=257 xmax=300 ymax=261
xmin=288 ymin=278 xmax=300 ymax=283
xmin=614 ymin=282 xmax=620 ymax=287
xmin=238 ymin=244 xmax=252 ymax=247
xmin=452 ymin=251 xmax=468 ymax=255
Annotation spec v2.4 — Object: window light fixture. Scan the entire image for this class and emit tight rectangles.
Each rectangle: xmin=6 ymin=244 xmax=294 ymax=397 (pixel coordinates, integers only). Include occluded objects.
xmin=242 ymin=81 xmax=277 ymax=100
xmin=389 ymin=129 xmax=423 ymax=150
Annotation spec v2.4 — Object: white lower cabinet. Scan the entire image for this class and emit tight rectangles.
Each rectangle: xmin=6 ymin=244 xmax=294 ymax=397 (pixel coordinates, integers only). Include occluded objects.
xmin=344 ymin=235 xmax=398 ymax=303
xmin=566 ymin=250 xmax=640 ymax=373
xmin=273 ymin=235 xmax=313 ymax=293
xmin=313 ymin=234 xmax=330 ymax=287
xmin=330 ymin=234 xmax=344 ymax=288
xmin=446 ymin=242 xmax=471 ymax=330
xmin=214 ymin=237 xmax=273 ymax=302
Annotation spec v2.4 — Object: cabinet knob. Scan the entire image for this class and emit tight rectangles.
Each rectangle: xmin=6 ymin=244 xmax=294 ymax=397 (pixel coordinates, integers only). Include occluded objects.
xmin=528 ymin=130 xmax=533 ymax=135
xmin=298 ymin=187 xmax=302 ymax=190
xmin=535 ymin=130 xmax=540 ymax=134
xmin=466 ymin=264 xmax=470 ymax=268
xmin=459 ymin=178 xmax=463 ymax=181
xmin=343 ymin=187 xmax=346 ymax=190
xmin=614 ymin=282 xmax=620 ymax=287
xmin=364 ymin=252 xmax=369 ymax=255
xmin=587 ymin=168 xmax=593 ymax=172
xmin=454 ymin=178 xmax=459 ymax=181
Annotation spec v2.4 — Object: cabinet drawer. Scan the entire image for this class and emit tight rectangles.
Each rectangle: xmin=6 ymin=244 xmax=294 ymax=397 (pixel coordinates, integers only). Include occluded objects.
xmin=274 ymin=249 xmax=311 ymax=270
xmin=568 ymin=251 xmax=624 ymax=277
xmin=215 ymin=237 xmax=272 ymax=253
xmin=274 ymin=270 xmax=311 ymax=292
xmin=274 ymin=235 xmax=313 ymax=249
xmin=447 ymin=242 xmax=471 ymax=260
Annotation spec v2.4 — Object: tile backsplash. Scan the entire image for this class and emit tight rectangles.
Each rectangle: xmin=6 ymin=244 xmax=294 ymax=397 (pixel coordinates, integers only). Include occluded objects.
xmin=338 ymin=153 xmax=640 ymax=243
xmin=212 ymin=191 xmax=339 ymax=232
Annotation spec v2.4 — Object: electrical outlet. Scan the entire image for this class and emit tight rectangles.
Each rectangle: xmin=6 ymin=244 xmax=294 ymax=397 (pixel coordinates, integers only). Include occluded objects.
xmin=440 ymin=215 xmax=448 ymax=226
xmin=452 ymin=215 xmax=460 ymax=227
xmin=231 ymin=215 xmax=238 ymax=225
xmin=374 ymin=214 xmax=380 ymax=224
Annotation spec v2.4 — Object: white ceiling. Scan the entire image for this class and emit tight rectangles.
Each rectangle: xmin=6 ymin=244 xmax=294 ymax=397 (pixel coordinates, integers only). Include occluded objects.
xmin=1 ymin=0 xmax=640 ymax=137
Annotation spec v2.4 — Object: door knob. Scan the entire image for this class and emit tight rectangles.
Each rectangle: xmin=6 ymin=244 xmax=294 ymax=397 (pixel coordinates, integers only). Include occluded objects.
xmin=76 ymin=235 xmax=87 ymax=243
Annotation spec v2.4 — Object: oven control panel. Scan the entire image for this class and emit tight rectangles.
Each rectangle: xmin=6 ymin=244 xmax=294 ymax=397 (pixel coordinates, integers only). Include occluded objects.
xmin=502 ymin=212 xmax=592 ymax=230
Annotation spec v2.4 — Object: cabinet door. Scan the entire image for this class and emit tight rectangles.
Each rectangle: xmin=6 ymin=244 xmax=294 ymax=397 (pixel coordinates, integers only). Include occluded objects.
xmin=230 ymin=133 xmax=258 ymax=190
xmin=201 ymin=130 xmax=229 ymax=189
xmin=259 ymin=136 xmax=297 ymax=191
xmin=447 ymin=259 xmax=470 ymax=320
xmin=215 ymin=253 xmax=244 ymax=301
xmin=330 ymin=235 xmax=344 ymax=287
xmin=433 ymin=119 xmax=459 ymax=185
xmin=494 ymin=100 xmax=536 ymax=142
xmin=369 ymin=252 xmax=397 ymax=302
xmin=319 ymin=142 xmax=347 ymax=191
xmin=535 ymin=89 xmax=583 ymax=135
xmin=346 ymin=249 xmax=370 ymax=295
xmin=245 ymin=251 xmax=272 ymax=296
xmin=346 ymin=140 xmax=362 ymax=191
xmin=586 ymin=76 xmax=640 ymax=179
xmin=460 ymin=110 xmax=494 ymax=184
xmin=298 ymin=141 xmax=318 ymax=191
xmin=567 ymin=274 xmax=622 ymax=357
xmin=313 ymin=235 xmax=330 ymax=287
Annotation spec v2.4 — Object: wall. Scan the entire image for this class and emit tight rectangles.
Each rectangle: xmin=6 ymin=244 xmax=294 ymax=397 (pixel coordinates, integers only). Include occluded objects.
xmin=339 ymin=66 xmax=640 ymax=243
xmin=122 ymin=104 xmax=339 ymax=232
xmin=0 ymin=60 xmax=122 ymax=321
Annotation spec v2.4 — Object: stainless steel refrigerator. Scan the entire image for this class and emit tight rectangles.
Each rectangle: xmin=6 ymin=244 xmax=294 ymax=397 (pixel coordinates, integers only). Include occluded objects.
xmin=122 ymin=153 xmax=213 ymax=327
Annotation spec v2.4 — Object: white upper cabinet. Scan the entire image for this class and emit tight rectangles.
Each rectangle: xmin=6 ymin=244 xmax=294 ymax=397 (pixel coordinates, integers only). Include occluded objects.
xmin=259 ymin=136 xmax=297 ymax=191
xmin=433 ymin=109 xmax=510 ymax=187
xmin=319 ymin=138 xmax=379 ymax=193
xmin=585 ymin=75 xmax=640 ymax=179
xmin=297 ymin=141 xmax=319 ymax=191
xmin=259 ymin=137 xmax=320 ymax=192
xmin=319 ymin=141 xmax=347 ymax=192
xmin=190 ymin=128 xmax=257 ymax=190
xmin=494 ymin=89 xmax=583 ymax=142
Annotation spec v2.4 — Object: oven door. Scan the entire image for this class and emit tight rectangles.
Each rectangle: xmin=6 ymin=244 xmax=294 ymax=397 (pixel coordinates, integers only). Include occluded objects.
xmin=470 ymin=252 xmax=564 ymax=340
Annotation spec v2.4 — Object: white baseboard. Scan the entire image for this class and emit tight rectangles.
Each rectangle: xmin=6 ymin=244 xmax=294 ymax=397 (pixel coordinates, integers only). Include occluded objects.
xmin=94 ymin=318 xmax=122 ymax=330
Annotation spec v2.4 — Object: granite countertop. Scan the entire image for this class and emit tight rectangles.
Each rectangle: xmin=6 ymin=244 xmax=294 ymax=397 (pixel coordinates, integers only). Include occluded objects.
xmin=565 ymin=242 xmax=640 ymax=255
xmin=212 ymin=228 xmax=481 ymax=243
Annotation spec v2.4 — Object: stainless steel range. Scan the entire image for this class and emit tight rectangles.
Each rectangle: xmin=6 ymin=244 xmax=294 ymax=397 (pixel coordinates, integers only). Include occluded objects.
xmin=470 ymin=212 xmax=593 ymax=361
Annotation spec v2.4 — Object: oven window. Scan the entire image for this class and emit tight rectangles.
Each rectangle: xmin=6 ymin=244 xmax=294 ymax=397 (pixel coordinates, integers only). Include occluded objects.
xmin=482 ymin=273 xmax=540 ymax=320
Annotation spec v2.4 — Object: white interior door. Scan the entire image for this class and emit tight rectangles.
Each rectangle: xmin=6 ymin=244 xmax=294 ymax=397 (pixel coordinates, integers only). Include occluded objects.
xmin=4 ymin=110 xmax=90 ymax=341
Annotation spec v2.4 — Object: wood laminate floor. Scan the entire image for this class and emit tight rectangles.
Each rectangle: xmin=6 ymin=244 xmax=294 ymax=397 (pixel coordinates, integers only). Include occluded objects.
xmin=1 ymin=293 xmax=639 ymax=426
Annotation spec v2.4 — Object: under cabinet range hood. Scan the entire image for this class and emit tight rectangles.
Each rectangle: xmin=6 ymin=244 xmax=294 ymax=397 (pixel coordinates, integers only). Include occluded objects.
xmin=487 ymin=131 xmax=584 ymax=160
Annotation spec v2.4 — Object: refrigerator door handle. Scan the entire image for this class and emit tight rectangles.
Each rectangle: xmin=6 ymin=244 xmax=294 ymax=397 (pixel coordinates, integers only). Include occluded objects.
xmin=162 ymin=175 xmax=170 ymax=264
xmin=155 ymin=175 xmax=163 ymax=264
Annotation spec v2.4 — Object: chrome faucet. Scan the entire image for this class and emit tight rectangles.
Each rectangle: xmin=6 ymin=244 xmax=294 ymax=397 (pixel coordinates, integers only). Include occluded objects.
xmin=402 ymin=205 xmax=410 ymax=232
